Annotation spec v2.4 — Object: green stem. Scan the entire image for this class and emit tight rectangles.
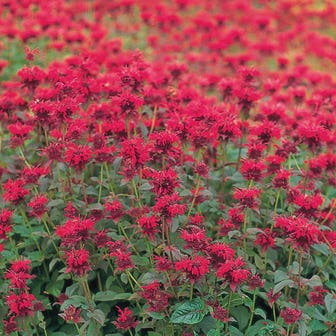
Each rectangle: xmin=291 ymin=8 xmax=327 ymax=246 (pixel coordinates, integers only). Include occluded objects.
xmin=74 ymin=323 xmax=83 ymax=336
xmin=189 ymin=283 xmax=193 ymax=301
xmin=119 ymin=224 xmax=140 ymax=256
xmin=98 ymin=164 xmax=104 ymax=203
xmin=272 ymin=303 xmax=277 ymax=323
xmin=246 ymin=290 xmax=257 ymax=334
xmin=187 ymin=176 xmax=201 ymax=217
xmin=225 ymin=291 xmax=233 ymax=332
xmin=296 ymin=252 xmax=303 ymax=308
xmin=126 ymin=270 xmax=142 ymax=289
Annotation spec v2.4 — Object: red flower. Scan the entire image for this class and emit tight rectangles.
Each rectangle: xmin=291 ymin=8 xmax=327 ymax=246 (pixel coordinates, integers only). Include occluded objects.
xmin=113 ymin=306 xmax=138 ymax=330
xmin=28 ymin=195 xmax=48 ymax=218
xmin=3 ymin=179 xmax=29 ymax=205
xmin=105 ymin=199 xmax=125 ymax=221
xmin=141 ymin=281 xmax=171 ymax=312
xmin=59 ymin=305 xmax=83 ymax=323
xmin=233 ymin=187 xmax=260 ymax=209
xmin=5 ymin=260 xmax=34 ymax=290
xmin=64 ymin=144 xmax=92 ymax=171
xmin=114 ymin=252 xmax=134 ymax=272
xmin=207 ymin=242 xmax=235 ymax=267
xmin=272 ymin=169 xmax=291 ymax=189
xmin=65 ymin=248 xmax=91 ymax=277
xmin=174 ymin=255 xmax=210 ymax=283
xmin=0 ymin=209 xmax=13 ymax=240
xmin=240 ymin=159 xmax=266 ymax=182
xmin=149 ymin=168 xmax=180 ymax=196
xmin=55 ymin=217 xmax=95 ymax=247
xmin=216 ymin=257 xmax=251 ymax=291
xmin=7 ymin=123 xmax=33 ymax=148
xmin=154 ymin=256 xmax=172 ymax=272
xmin=7 ymin=292 xmax=36 ymax=317
xmin=254 ymin=228 xmax=277 ymax=253
xmin=266 ymin=289 xmax=281 ymax=307
xmin=138 ymin=215 xmax=159 ymax=240
xmin=280 ymin=307 xmax=302 ymax=324
xmin=153 ymin=193 xmax=186 ymax=220
xmin=275 ymin=215 xmax=320 ymax=251
xmin=3 ymin=316 xmax=20 ymax=335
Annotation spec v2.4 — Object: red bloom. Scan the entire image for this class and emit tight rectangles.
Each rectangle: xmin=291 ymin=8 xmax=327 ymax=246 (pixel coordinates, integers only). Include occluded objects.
xmin=105 ymin=199 xmax=125 ymax=221
xmin=154 ymin=255 xmax=172 ymax=272
xmin=7 ymin=292 xmax=36 ymax=317
xmin=207 ymin=242 xmax=235 ymax=267
xmin=138 ymin=215 xmax=159 ymax=240
xmin=3 ymin=317 xmax=20 ymax=335
xmin=59 ymin=305 xmax=83 ymax=323
xmin=308 ymin=286 xmax=328 ymax=306
xmin=65 ymin=248 xmax=91 ymax=277
xmin=174 ymin=255 xmax=210 ymax=283
xmin=55 ymin=217 xmax=95 ymax=247
xmin=216 ymin=257 xmax=251 ymax=291
xmin=275 ymin=215 xmax=320 ymax=251
xmin=28 ymin=195 xmax=48 ymax=218
xmin=233 ymin=188 xmax=260 ymax=209
xmin=3 ymin=179 xmax=29 ymax=205
xmin=64 ymin=144 xmax=92 ymax=171
xmin=272 ymin=169 xmax=291 ymax=189
xmin=113 ymin=306 xmax=138 ymax=330
xmin=5 ymin=259 xmax=34 ymax=290
xmin=254 ymin=228 xmax=277 ymax=253
xmin=280 ymin=307 xmax=302 ymax=324
xmin=149 ymin=168 xmax=180 ymax=196
xmin=180 ymin=227 xmax=208 ymax=251
xmin=141 ymin=281 xmax=171 ymax=312
xmin=114 ymin=252 xmax=135 ymax=272
xmin=266 ymin=289 xmax=281 ymax=307
xmin=153 ymin=193 xmax=186 ymax=220
xmin=0 ymin=209 xmax=13 ymax=240
xmin=7 ymin=123 xmax=33 ymax=148
xmin=240 ymin=159 xmax=266 ymax=182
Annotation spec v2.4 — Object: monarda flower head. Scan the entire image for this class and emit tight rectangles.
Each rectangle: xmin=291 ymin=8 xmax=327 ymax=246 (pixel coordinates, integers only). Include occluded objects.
xmin=113 ymin=306 xmax=138 ymax=331
xmin=233 ymin=187 xmax=260 ymax=210
xmin=64 ymin=143 xmax=93 ymax=171
xmin=153 ymin=193 xmax=186 ymax=220
xmin=3 ymin=179 xmax=29 ymax=205
xmin=174 ymin=255 xmax=210 ymax=283
xmin=65 ymin=248 xmax=91 ymax=277
xmin=149 ymin=168 xmax=180 ymax=196
xmin=216 ymin=256 xmax=251 ymax=291
xmin=141 ymin=281 xmax=171 ymax=312
xmin=275 ymin=215 xmax=320 ymax=251
xmin=280 ymin=308 xmax=302 ymax=324
xmin=55 ymin=217 xmax=95 ymax=247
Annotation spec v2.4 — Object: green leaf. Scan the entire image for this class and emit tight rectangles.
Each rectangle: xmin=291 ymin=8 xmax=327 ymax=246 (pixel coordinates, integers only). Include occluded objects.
xmin=274 ymin=270 xmax=288 ymax=283
xmin=170 ymin=298 xmax=207 ymax=324
xmin=95 ymin=291 xmax=132 ymax=302
xmin=87 ymin=309 xmax=106 ymax=325
xmin=48 ymin=199 xmax=64 ymax=207
xmin=273 ymin=279 xmax=295 ymax=294
xmin=310 ymin=319 xmax=328 ymax=332
xmin=45 ymin=279 xmax=64 ymax=297
xmin=131 ymin=255 xmax=150 ymax=266
xmin=325 ymin=293 xmax=336 ymax=314
xmin=228 ymin=325 xmax=244 ymax=336
xmin=231 ymin=306 xmax=249 ymax=330
xmin=302 ymin=275 xmax=322 ymax=288
xmin=207 ymin=330 xmax=221 ymax=336
xmin=147 ymin=311 xmax=165 ymax=320
xmin=255 ymin=308 xmax=267 ymax=320
xmin=140 ymin=182 xmax=153 ymax=191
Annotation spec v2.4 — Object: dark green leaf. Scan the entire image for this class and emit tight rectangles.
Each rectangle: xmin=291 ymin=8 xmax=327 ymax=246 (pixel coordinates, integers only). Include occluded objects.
xmin=170 ymin=298 xmax=207 ymax=324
